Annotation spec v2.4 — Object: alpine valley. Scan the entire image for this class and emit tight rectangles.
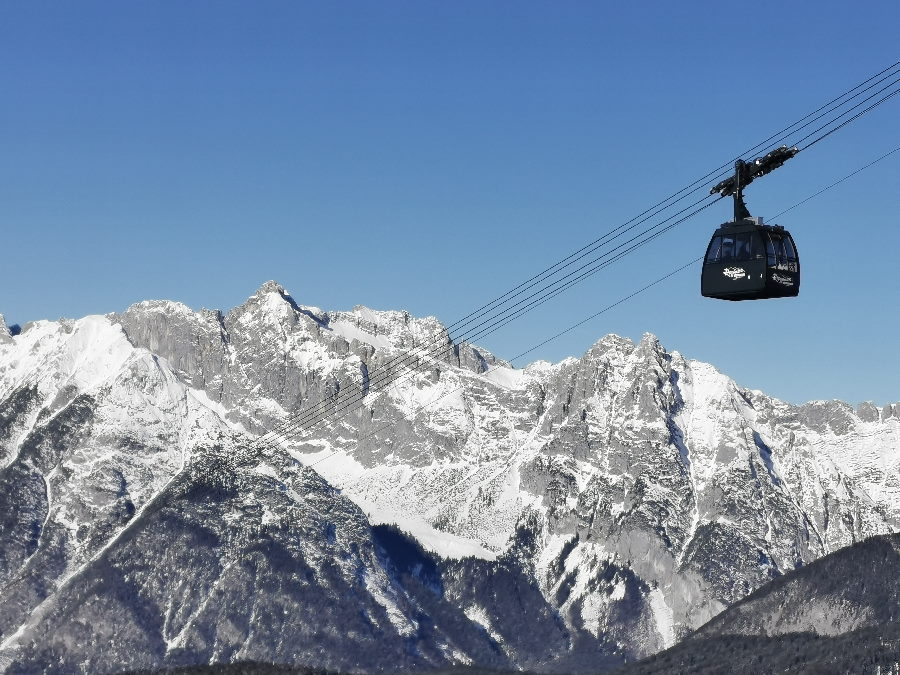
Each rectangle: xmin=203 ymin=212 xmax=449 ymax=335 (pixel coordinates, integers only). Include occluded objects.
xmin=0 ymin=282 xmax=898 ymax=674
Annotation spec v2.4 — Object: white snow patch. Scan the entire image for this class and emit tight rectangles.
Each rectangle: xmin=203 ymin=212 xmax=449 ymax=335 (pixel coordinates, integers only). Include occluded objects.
xmin=254 ymin=463 xmax=280 ymax=481
xmin=482 ymin=365 xmax=526 ymax=390
xmin=0 ymin=315 xmax=134 ymax=399
xmin=260 ymin=506 xmax=279 ymax=526
xmin=535 ymin=533 xmax=576 ymax=586
xmin=389 ymin=373 xmax=466 ymax=421
xmin=579 ymin=593 xmax=607 ymax=637
xmin=186 ymin=387 xmax=248 ymax=434
xmin=610 ymin=580 xmax=627 ymax=601
xmin=288 ymin=448 xmax=368 ymax=484
xmin=364 ymin=504 xmax=498 ymax=561
xmin=649 ymin=585 xmax=675 ymax=648
xmin=364 ymin=570 xmax=417 ymax=636
xmin=464 ymin=605 xmax=503 ymax=643
xmin=289 ymin=448 xmax=495 ymax=559
xmin=330 ymin=319 xmax=392 ymax=350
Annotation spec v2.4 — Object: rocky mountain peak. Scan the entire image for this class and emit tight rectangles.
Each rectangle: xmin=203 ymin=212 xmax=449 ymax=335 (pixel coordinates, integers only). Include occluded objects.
xmin=631 ymin=331 xmax=671 ymax=366
xmin=586 ymin=332 xmax=635 ymax=356
xmin=255 ymin=279 xmax=286 ymax=296
xmin=231 ymin=280 xmax=300 ymax=321
xmin=637 ymin=330 xmax=662 ymax=349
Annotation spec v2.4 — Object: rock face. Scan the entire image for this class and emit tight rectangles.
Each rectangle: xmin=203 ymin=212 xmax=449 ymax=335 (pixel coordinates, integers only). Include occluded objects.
xmin=0 ymin=282 xmax=898 ymax=673
xmin=0 ymin=316 xmax=11 ymax=345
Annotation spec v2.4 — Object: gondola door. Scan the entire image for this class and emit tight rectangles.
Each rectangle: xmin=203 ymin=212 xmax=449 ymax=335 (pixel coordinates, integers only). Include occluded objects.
xmin=763 ymin=230 xmax=800 ymax=297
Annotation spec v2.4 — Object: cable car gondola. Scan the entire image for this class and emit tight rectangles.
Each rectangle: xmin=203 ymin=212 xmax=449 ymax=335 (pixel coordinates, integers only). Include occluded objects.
xmin=702 ymin=217 xmax=799 ymax=300
xmin=701 ymin=147 xmax=801 ymax=301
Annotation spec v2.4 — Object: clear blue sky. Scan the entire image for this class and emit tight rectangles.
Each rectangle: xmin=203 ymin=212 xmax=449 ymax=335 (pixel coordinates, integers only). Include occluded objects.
xmin=2 ymin=1 xmax=898 ymax=406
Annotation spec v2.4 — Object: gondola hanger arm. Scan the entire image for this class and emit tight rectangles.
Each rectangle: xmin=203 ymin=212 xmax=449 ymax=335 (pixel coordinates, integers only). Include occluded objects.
xmin=710 ymin=146 xmax=800 ymax=221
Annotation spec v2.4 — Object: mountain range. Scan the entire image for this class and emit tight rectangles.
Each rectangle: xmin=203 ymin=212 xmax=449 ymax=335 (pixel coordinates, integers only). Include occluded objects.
xmin=0 ymin=282 xmax=897 ymax=673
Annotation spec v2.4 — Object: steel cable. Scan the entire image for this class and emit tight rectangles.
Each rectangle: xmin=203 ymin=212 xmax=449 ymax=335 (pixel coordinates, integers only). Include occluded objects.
xmin=300 ymin=143 xmax=900 ymax=470
xmin=250 ymin=64 xmax=900 ymax=452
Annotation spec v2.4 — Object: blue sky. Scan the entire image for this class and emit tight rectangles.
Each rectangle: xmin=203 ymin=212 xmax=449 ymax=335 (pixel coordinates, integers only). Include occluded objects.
xmin=2 ymin=1 xmax=898 ymax=406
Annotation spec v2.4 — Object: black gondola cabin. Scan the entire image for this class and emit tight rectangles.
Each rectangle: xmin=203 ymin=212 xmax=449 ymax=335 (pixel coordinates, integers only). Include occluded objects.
xmin=701 ymin=217 xmax=799 ymax=300
xmin=703 ymin=147 xmax=801 ymax=300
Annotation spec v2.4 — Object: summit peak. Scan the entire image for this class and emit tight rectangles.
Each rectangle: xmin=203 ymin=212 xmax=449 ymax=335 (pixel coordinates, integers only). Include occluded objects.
xmin=255 ymin=280 xmax=287 ymax=296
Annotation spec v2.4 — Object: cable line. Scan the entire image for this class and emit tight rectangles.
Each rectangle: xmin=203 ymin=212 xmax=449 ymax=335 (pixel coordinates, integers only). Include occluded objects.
xmin=249 ymin=63 xmax=900 ymax=453
xmin=772 ymin=144 xmax=900 ymax=219
xmin=507 ymin=258 xmax=702 ymax=366
xmin=296 ymin=143 xmax=900 ymax=471
xmin=275 ymin=66 xmax=900 ymax=428
xmin=253 ymin=69 xmax=900 ymax=453
xmin=457 ymin=199 xmax=722 ymax=350
xmin=795 ymin=76 xmax=900 ymax=149
xmin=255 ymin=66 xmax=900 ymax=449
xmin=439 ymin=61 xmax=900 ymax=340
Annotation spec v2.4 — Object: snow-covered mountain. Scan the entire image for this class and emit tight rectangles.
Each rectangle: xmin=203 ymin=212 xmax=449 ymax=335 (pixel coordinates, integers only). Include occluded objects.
xmin=0 ymin=282 xmax=897 ymax=673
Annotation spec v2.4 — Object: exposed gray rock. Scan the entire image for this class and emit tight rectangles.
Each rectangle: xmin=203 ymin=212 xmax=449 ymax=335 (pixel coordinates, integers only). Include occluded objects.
xmin=0 ymin=315 xmax=10 ymax=345
xmin=857 ymin=401 xmax=880 ymax=422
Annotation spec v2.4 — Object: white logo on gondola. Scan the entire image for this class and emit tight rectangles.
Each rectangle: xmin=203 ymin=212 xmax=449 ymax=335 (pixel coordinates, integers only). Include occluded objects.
xmin=723 ymin=267 xmax=747 ymax=279
xmin=772 ymin=273 xmax=794 ymax=286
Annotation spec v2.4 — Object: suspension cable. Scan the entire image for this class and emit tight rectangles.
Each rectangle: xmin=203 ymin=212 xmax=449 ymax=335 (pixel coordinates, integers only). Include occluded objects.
xmin=250 ymin=64 xmax=900 ymax=452
xmin=296 ymin=143 xmax=900 ymax=470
